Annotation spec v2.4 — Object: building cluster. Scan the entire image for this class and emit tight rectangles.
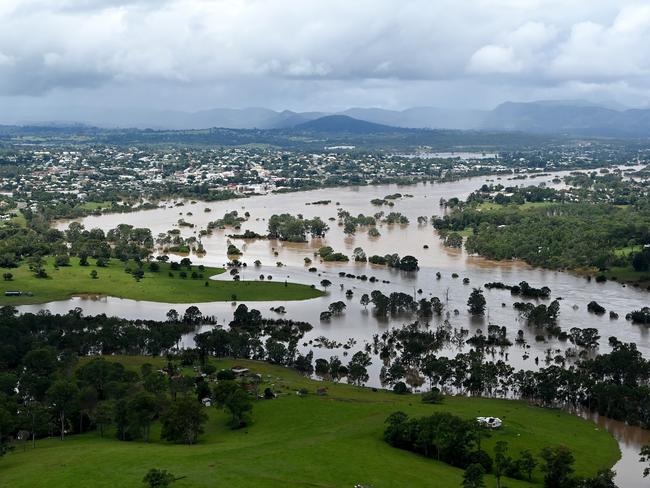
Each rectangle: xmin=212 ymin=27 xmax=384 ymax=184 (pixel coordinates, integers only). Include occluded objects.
xmin=0 ymin=143 xmax=642 ymax=222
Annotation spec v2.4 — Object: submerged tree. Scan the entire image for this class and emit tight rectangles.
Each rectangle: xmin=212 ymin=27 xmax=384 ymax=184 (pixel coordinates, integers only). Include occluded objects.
xmin=467 ymin=288 xmax=486 ymax=316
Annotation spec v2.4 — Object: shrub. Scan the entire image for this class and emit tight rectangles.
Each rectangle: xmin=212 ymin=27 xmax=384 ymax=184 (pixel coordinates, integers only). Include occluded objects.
xmin=421 ymin=388 xmax=444 ymax=404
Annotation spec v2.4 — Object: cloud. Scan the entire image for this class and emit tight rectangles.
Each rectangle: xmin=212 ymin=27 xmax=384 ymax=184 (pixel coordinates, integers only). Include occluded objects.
xmin=467 ymin=45 xmax=523 ymax=74
xmin=550 ymin=5 xmax=650 ymax=81
xmin=0 ymin=0 xmax=649 ymax=114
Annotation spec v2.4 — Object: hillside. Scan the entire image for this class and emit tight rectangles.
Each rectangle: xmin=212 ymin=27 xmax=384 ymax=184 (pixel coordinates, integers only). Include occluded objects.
xmin=293 ymin=114 xmax=402 ymax=133
xmin=0 ymin=357 xmax=620 ymax=488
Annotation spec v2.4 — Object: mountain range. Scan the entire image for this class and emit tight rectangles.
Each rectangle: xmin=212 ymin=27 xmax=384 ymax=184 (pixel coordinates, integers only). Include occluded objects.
xmin=13 ymin=100 xmax=650 ymax=137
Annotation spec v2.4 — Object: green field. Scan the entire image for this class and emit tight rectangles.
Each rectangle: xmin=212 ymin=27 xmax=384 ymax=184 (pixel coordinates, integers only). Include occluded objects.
xmin=478 ymin=201 xmax=554 ymax=211
xmin=602 ymin=265 xmax=650 ymax=287
xmin=0 ymin=210 xmax=26 ymax=228
xmin=78 ymin=201 xmax=115 ymax=211
xmin=0 ymin=259 xmax=322 ymax=304
xmin=612 ymin=245 xmax=643 ymax=257
xmin=0 ymin=357 xmax=619 ymax=488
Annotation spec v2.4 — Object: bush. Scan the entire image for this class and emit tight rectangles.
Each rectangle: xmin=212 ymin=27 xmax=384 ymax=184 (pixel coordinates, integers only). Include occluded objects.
xmin=421 ymin=388 xmax=444 ymax=404
xmin=393 ymin=382 xmax=409 ymax=395
xmin=587 ymin=301 xmax=606 ymax=314
xmin=216 ymin=369 xmax=236 ymax=381
xmin=54 ymin=255 xmax=70 ymax=267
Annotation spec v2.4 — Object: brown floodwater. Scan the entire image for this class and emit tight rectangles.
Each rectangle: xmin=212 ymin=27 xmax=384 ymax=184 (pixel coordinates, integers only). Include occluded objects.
xmin=20 ymin=168 xmax=649 ymax=485
xmin=578 ymin=411 xmax=650 ymax=487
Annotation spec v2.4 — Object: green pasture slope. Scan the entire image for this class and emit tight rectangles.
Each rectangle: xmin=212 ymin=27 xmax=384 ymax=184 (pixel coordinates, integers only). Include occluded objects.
xmin=0 ymin=358 xmax=620 ymax=488
xmin=0 ymin=259 xmax=322 ymax=304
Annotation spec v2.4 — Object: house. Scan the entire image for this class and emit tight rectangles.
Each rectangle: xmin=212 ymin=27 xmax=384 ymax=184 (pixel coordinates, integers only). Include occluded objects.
xmin=201 ymin=397 xmax=212 ymax=407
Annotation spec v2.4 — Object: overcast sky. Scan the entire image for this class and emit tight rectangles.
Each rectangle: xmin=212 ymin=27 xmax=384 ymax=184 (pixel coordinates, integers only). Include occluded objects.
xmin=2 ymin=0 xmax=650 ymax=122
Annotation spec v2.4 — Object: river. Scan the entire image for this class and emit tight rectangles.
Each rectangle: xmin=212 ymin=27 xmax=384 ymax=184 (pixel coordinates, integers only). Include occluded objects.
xmin=18 ymin=167 xmax=650 ymax=485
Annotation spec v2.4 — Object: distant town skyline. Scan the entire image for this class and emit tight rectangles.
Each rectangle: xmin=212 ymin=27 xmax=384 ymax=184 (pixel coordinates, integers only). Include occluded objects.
xmin=2 ymin=0 xmax=650 ymax=124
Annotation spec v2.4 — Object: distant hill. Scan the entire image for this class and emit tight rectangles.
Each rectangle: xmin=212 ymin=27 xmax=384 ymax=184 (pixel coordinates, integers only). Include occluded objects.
xmin=342 ymin=106 xmax=485 ymax=129
xmin=293 ymin=115 xmax=400 ymax=133
xmin=9 ymin=99 xmax=650 ymax=138
xmin=484 ymin=101 xmax=650 ymax=137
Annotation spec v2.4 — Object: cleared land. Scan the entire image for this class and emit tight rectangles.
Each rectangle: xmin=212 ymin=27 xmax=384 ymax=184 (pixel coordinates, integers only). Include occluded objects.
xmin=0 ymin=259 xmax=322 ymax=304
xmin=0 ymin=357 xmax=620 ymax=488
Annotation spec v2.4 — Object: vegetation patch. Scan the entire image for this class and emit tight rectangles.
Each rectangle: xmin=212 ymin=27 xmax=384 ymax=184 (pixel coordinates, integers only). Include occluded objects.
xmin=0 ymin=258 xmax=322 ymax=304
xmin=0 ymin=357 xmax=620 ymax=488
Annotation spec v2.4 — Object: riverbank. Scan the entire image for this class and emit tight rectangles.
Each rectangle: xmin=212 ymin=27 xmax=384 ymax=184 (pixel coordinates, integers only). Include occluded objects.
xmin=0 ymin=258 xmax=322 ymax=305
xmin=0 ymin=357 xmax=620 ymax=488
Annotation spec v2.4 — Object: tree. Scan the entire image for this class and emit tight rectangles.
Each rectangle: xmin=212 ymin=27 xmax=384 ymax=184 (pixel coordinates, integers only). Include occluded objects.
xmin=328 ymin=301 xmax=347 ymax=316
xmin=462 ymin=464 xmax=486 ymax=488
xmin=90 ymin=269 xmax=98 ymax=279
xmin=224 ymin=388 xmax=253 ymax=428
xmin=47 ymin=379 xmax=80 ymax=440
xmin=360 ymin=293 xmax=370 ymax=310
xmin=329 ymin=356 xmax=344 ymax=382
xmin=632 ymin=251 xmax=649 ymax=272
xmin=320 ymin=279 xmax=332 ymax=290
xmin=19 ymin=400 xmax=51 ymax=448
xmin=166 ymin=309 xmax=179 ymax=323
xmin=494 ymin=441 xmax=512 ymax=488
xmin=431 ymin=297 xmax=444 ymax=315
xmin=183 ymin=306 xmax=202 ymax=324
xmin=2 ymin=272 xmax=12 ymax=281
xmin=0 ymin=407 xmax=15 ymax=458
xmin=160 ymin=395 xmax=207 ymax=445
xmin=348 ymin=351 xmax=371 ymax=386
xmin=399 ymin=255 xmax=419 ymax=271
xmin=519 ymin=449 xmax=537 ymax=481
xmin=577 ymin=469 xmax=617 ymax=488
xmin=28 ymin=256 xmax=47 ymax=278
xmin=76 ymin=358 xmax=126 ymax=400
xmin=467 ymin=288 xmax=486 ymax=316
xmin=540 ymin=446 xmax=575 ymax=488
xmin=94 ymin=401 xmax=114 ymax=438
xmin=127 ymin=391 xmax=159 ymax=442
xmin=353 ymin=247 xmax=367 ymax=262
xmin=641 ymin=444 xmax=650 ymax=478
xmin=77 ymin=385 xmax=98 ymax=433
xmin=213 ymin=381 xmax=253 ymax=428
xmin=143 ymin=468 xmax=176 ymax=488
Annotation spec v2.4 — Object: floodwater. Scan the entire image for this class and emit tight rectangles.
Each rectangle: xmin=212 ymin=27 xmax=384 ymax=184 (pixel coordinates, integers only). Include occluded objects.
xmin=579 ymin=411 xmax=650 ymax=487
xmin=19 ymin=168 xmax=650 ymax=486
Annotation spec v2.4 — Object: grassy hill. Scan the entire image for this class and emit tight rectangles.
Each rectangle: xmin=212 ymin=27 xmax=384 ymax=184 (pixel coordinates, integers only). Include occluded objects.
xmin=0 ymin=259 xmax=322 ymax=304
xmin=0 ymin=357 xmax=620 ymax=488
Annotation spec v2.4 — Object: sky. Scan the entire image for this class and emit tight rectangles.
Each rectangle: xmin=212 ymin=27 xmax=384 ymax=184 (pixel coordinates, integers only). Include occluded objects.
xmin=2 ymin=0 xmax=650 ymax=123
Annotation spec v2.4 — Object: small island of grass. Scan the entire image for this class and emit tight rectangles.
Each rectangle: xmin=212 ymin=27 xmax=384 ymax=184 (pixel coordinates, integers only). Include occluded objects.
xmin=0 ymin=258 xmax=322 ymax=304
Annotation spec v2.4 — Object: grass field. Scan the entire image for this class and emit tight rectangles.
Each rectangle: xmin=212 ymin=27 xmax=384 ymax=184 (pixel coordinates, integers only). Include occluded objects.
xmin=478 ymin=202 xmax=555 ymax=211
xmin=457 ymin=227 xmax=474 ymax=237
xmin=0 ymin=357 xmax=620 ymax=488
xmin=0 ymin=210 xmax=26 ymax=228
xmin=0 ymin=258 xmax=322 ymax=305
xmin=78 ymin=201 xmax=115 ymax=211
xmin=612 ymin=245 xmax=643 ymax=257
xmin=602 ymin=265 xmax=650 ymax=287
